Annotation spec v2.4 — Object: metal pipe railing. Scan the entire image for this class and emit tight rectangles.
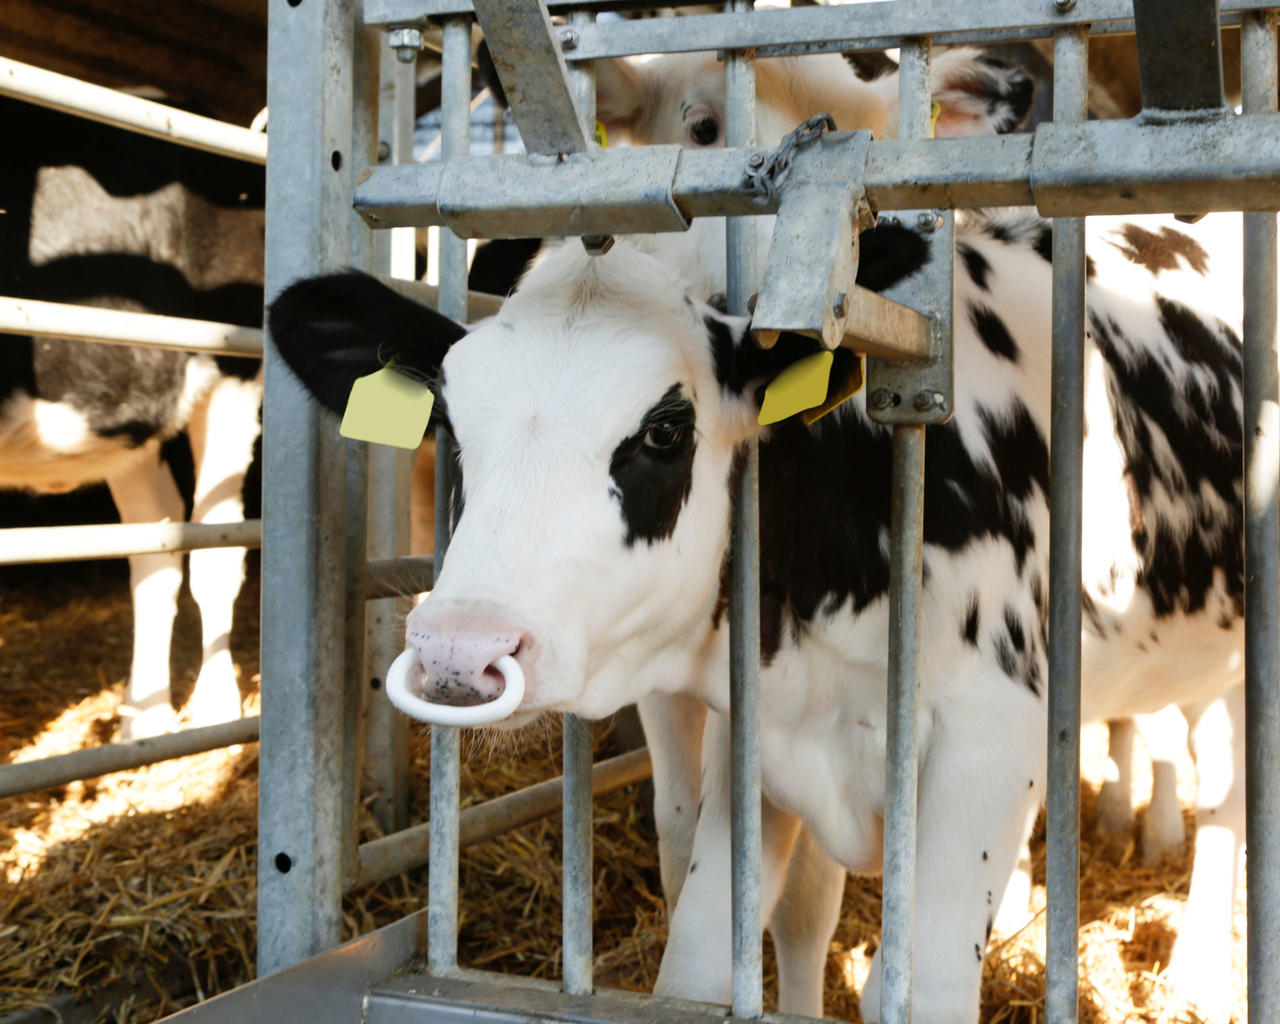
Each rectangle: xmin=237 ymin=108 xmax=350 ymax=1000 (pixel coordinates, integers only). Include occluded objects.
xmin=1045 ymin=25 xmax=1089 ymax=1024
xmin=0 ymin=296 xmax=264 ymax=358
xmin=0 ymin=718 xmax=261 ymax=799
xmin=1242 ymin=11 xmax=1280 ymax=1021
xmin=0 ymin=520 xmax=261 ymax=566
xmin=724 ymin=4 xmax=763 ymax=1016
xmin=426 ymin=13 xmax=472 ymax=977
xmin=0 ymin=57 xmax=268 ymax=164
xmin=877 ymin=38 xmax=932 ymax=1024
xmin=353 ymin=748 xmax=651 ymax=891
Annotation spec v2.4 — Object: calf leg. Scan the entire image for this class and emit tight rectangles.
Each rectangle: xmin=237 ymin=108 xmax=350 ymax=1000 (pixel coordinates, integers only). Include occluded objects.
xmin=1095 ymin=717 xmax=1137 ymax=837
xmin=1133 ymin=705 xmax=1189 ymax=863
xmin=184 ymin=375 xmax=259 ymax=726
xmin=769 ymin=823 xmax=845 ymax=1018
xmin=637 ymin=692 xmax=706 ymax=912
xmin=654 ymin=712 xmax=802 ymax=1008
xmin=861 ymin=689 xmax=1043 ymax=1024
xmin=1165 ymin=687 xmax=1244 ymax=1023
xmin=990 ymin=802 xmax=1038 ymax=937
xmin=106 ymin=445 xmax=184 ymax=740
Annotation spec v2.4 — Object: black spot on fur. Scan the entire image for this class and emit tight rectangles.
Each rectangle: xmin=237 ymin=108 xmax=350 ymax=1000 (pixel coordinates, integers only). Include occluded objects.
xmin=1004 ymin=607 xmax=1025 ymax=652
xmin=969 ymin=302 xmax=1020 ymax=363
xmin=856 ymin=223 xmax=932 ymax=293
xmin=958 ymin=242 xmax=992 ymax=291
xmin=1032 ymin=223 xmax=1097 ymax=277
xmin=608 ymin=384 xmax=697 ymax=547
xmin=962 ymin=594 xmax=980 ymax=646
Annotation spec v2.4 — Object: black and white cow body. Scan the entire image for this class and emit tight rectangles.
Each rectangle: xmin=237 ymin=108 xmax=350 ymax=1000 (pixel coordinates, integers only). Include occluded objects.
xmin=0 ymin=97 xmax=263 ymax=739
xmin=271 ymin=196 xmax=1250 ymax=1021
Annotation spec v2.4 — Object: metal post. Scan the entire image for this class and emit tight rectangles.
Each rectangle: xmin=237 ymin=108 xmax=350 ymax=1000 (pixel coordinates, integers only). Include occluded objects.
xmin=561 ymin=8 xmax=597 ymax=998
xmin=427 ymin=14 xmax=471 ymax=975
xmin=258 ymin=0 xmax=358 ymax=975
xmin=877 ymin=37 xmax=931 ymax=1024
xmin=362 ymin=40 xmax=417 ymax=838
xmin=1242 ymin=11 xmax=1280 ymax=1021
xmin=723 ymin=3 xmax=762 ymax=1017
xmin=1046 ymin=25 xmax=1088 ymax=1024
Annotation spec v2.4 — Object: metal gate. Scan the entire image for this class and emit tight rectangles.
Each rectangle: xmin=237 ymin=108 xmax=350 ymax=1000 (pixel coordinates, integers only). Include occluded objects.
xmin=167 ymin=2 xmax=1279 ymax=1023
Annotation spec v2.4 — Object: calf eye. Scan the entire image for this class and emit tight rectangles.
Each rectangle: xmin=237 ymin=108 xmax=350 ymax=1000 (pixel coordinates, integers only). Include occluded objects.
xmin=644 ymin=422 xmax=687 ymax=451
xmin=688 ymin=116 xmax=720 ymax=146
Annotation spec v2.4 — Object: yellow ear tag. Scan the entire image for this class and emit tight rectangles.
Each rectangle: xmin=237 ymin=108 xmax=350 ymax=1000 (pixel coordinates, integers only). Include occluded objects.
xmin=594 ymin=120 xmax=609 ymax=148
xmin=758 ymin=350 xmax=834 ymax=426
xmin=340 ymin=364 xmax=434 ymax=449
xmin=930 ymin=101 xmax=942 ymax=138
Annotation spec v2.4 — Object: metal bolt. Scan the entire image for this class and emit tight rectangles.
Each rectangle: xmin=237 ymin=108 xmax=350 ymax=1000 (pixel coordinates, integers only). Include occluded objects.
xmin=376 ymin=140 xmax=391 ymax=162
xmin=1054 ymin=0 xmax=1076 ymax=10
xmin=870 ymin=388 xmax=896 ymax=410
xmin=916 ymin=211 xmax=941 ymax=232
xmin=582 ymin=234 xmax=614 ymax=256
xmin=558 ymin=27 xmax=579 ymax=50
xmin=747 ymin=152 xmax=766 ymax=169
xmin=879 ymin=214 xmax=900 ymax=228
xmin=832 ymin=292 xmax=848 ymax=319
xmin=913 ymin=390 xmax=944 ymax=411
xmin=388 ymin=27 xmax=423 ymax=64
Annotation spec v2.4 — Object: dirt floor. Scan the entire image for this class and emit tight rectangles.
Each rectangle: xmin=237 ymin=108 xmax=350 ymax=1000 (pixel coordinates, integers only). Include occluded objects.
xmin=0 ymin=556 xmax=1248 ymax=1023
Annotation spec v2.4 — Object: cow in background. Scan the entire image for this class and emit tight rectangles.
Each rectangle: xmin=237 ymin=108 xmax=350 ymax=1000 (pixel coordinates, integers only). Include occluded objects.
xmin=0 ymin=96 xmax=263 ymax=740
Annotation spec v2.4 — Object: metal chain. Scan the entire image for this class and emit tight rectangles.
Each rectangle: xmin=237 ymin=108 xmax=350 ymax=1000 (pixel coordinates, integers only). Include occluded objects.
xmin=740 ymin=112 xmax=837 ymax=206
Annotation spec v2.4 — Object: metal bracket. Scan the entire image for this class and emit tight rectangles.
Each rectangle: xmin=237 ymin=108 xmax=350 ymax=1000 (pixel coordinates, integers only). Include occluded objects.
xmin=749 ymin=130 xmax=874 ymax=350
xmin=471 ymin=0 xmax=590 ymax=157
xmin=865 ymin=210 xmax=955 ymax=426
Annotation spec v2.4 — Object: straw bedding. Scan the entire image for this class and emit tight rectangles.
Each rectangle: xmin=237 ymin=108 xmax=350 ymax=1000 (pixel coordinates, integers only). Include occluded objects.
xmin=1 ymin=560 xmax=1246 ymax=1022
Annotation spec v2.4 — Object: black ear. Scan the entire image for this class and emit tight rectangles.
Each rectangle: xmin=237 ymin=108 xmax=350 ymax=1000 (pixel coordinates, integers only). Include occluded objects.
xmin=268 ymin=271 xmax=466 ymax=416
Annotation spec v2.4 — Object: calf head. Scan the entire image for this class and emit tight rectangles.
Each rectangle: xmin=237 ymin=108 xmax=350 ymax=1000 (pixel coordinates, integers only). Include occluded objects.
xmin=270 ymin=242 xmax=823 ymax=722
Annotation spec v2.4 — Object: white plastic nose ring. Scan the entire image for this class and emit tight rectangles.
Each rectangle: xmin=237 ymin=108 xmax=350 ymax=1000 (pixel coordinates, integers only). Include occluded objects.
xmin=384 ymin=648 xmax=526 ymax=726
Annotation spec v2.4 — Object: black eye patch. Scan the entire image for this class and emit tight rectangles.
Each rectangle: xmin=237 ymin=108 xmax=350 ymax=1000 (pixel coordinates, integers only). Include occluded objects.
xmin=607 ymin=384 xmax=698 ymax=547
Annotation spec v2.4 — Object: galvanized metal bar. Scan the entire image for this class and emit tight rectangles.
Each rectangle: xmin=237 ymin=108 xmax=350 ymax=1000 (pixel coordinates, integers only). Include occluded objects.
xmin=561 ymin=12 xmax=597 ymax=996
xmin=427 ymin=13 xmax=471 ymax=976
xmin=364 ymin=0 xmax=1278 ymax=53
xmin=0 ymin=296 xmax=263 ymax=357
xmin=258 ymin=0 xmax=358 ymax=976
xmin=1242 ymin=11 xmax=1280 ymax=1021
xmin=722 ymin=6 xmax=762 ymax=1017
xmin=0 ymin=718 xmax=260 ymax=799
xmin=877 ymin=38 xmax=930 ymax=1024
xmin=354 ymin=113 xmax=1280 ymax=234
xmin=1046 ymin=25 xmax=1088 ymax=1024
xmin=363 ymin=44 xmax=418 ymax=837
xmin=366 ymin=555 xmax=435 ymax=599
xmin=470 ymin=0 xmax=588 ymax=156
xmin=0 ymin=520 xmax=261 ymax=566
xmin=0 ymin=57 xmax=268 ymax=164
xmin=1132 ymin=0 xmax=1227 ymax=113
xmin=354 ymin=748 xmax=652 ymax=890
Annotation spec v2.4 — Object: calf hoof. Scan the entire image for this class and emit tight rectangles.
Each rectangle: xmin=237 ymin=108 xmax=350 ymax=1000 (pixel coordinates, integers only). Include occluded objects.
xmin=119 ymin=702 xmax=179 ymax=742
xmin=187 ymin=676 xmax=243 ymax=728
xmin=1094 ymin=779 xmax=1135 ymax=837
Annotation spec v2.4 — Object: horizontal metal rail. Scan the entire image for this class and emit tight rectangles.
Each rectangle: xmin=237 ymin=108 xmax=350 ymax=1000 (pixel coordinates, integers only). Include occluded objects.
xmin=0 ymin=296 xmax=264 ymax=358
xmin=352 ymin=746 xmax=652 ymax=889
xmin=0 ymin=717 xmax=261 ymax=799
xmin=0 ymin=520 xmax=262 ymax=566
xmin=365 ymin=0 xmax=1278 ymax=54
xmin=0 ymin=58 xmax=268 ymax=165
xmin=355 ymin=114 xmax=1280 ymax=237
xmin=366 ymin=555 xmax=435 ymax=599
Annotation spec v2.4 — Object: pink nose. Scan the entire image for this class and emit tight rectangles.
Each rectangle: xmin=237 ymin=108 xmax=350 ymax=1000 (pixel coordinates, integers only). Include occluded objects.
xmin=406 ymin=604 xmax=528 ymax=708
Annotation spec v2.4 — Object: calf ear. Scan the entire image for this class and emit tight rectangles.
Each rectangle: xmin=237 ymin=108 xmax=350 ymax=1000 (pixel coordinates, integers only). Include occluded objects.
xmin=595 ymin=57 xmax=646 ymax=135
xmin=268 ymin=271 xmax=466 ymax=416
xmin=703 ymin=306 xmax=831 ymax=407
xmin=930 ymin=49 xmax=1035 ymax=137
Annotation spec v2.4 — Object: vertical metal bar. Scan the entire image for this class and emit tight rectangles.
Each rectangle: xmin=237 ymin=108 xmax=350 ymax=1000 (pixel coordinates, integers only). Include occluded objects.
xmin=878 ymin=37 xmax=930 ymax=1024
xmin=1046 ymin=25 xmax=1088 ymax=1024
xmin=363 ymin=42 xmax=415 ymax=838
xmin=427 ymin=14 xmax=471 ymax=975
xmin=723 ymin=3 xmax=762 ymax=1017
xmin=258 ymin=0 xmax=356 ymax=975
xmin=560 ymin=8 xmax=597 ymax=998
xmin=1242 ymin=12 xmax=1280 ymax=1021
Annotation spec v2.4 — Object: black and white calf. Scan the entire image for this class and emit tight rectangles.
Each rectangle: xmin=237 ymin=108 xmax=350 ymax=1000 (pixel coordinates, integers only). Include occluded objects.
xmin=0 ymin=97 xmax=262 ymax=740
